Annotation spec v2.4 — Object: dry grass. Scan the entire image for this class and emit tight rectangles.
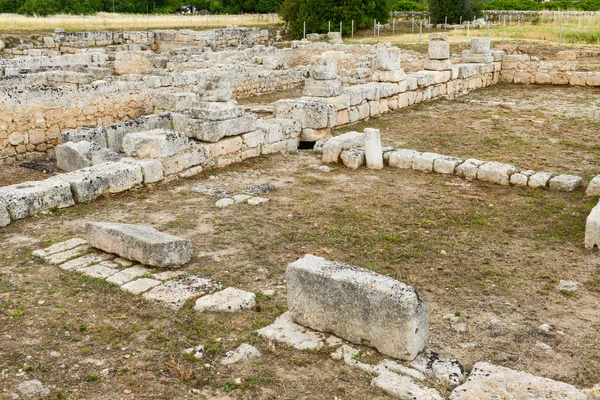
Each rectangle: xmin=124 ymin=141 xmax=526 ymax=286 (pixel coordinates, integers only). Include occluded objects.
xmin=0 ymin=12 xmax=281 ymax=32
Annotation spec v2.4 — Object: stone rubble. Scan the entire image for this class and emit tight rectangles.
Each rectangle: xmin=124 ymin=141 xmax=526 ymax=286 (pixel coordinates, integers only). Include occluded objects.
xmin=194 ymin=287 xmax=256 ymax=312
xmin=220 ymin=343 xmax=261 ymax=365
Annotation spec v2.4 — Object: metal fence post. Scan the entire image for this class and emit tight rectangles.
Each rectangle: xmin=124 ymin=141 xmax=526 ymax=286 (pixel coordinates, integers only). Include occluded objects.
xmin=352 ymin=20 xmax=354 ymax=38
xmin=303 ymin=21 xmax=306 ymax=39
xmin=419 ymin=21 xmax=422 ymax=44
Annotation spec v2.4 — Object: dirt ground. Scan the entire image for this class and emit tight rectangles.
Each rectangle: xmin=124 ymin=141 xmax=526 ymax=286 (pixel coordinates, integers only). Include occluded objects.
xmin=0 ymin=163 xmax=56 ymax=187
xmin=336 ymin=84 xmax=600 ymax=179
xmin=1 ymin=143 xmax=599 ymax=398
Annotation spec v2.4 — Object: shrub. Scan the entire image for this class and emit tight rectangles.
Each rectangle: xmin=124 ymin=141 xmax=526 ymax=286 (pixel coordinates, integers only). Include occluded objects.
xmin=392 ymin=0 xmax=426 ymax=11
xmin=428 ymin=0 xmax=480 ymax=23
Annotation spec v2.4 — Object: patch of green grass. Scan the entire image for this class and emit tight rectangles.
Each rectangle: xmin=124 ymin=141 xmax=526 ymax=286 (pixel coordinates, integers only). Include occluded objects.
xmin=85 ymin=374 xmax=99 ymax=382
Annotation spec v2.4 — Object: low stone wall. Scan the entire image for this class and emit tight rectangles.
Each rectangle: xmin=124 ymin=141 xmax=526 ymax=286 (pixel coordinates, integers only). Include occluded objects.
xmin=499 ymin=54 xmax=600 ymax=86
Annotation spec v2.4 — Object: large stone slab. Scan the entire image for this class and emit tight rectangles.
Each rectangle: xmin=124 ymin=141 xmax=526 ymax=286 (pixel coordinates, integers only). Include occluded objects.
xmin=286 ymin=255 xmax=428 ymax=360
xmin=549 ymin=174 xmax=583 ymax=192
xmin=55 ymin=163 xmax=143 ymax=203
xmin=193 ymin=287 xmax=255 ymax=312
xmin=257 ymin=311 xmax=326 ymax=350
xmin=309 ymin=59 xmax=338 ymax=80
xmin=476 ymin=161 xmax=516 ymax=185
xmin=303 ymin=78 xmax=343 ymax=98
xmin=143 ymin=275 xmax=221 ymax=309
xmin=0 ymin=200 xmax=11 ymax=227
xmin=56 ymin=141 xmax=95 ymax=172
xmin=322 ymin=131 xmax=365 ymax=163
xmin=187 ymin=100 xmax=245 ymax=121
xmin=449 ymin=362 xmax=586 ymax=399
xmin=0 ymin=180 xmax=74 ymax=220
xmin=122 ymin=129 xmax=190 ymax=158
xmin=86 ymin=222 xmax=192 ymax=268
xmin=585 ymin=203 xmax=600 ymax=249
xmin=171 ymin=113 xmax=257 ymax=143
xmin=195 ymin=74 xmax=233 ymax=102
xmin=273 ymin=99 xmax=329 ymax=129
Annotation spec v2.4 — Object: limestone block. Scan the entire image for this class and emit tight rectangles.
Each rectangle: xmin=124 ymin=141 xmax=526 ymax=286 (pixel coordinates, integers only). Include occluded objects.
xmin=122 ymin=158 xmax=164 ymax=184
xmin=62 ymin=127 xmax=108 ymax=148
xmin=429 ymin=40 xmax=449 ymax=60
xmin=322 ymin=131 xmax=364 ymax=163
xmin=194 ymin=287 xmax=256 ymax=312
xmin=372 ymin=69 xmax=406 ymax=83
xmin=153 ymin=92 xmax=196 ymax=113
xmin=122 ymin=129 xmax=190 ymax=159
xmin=107 ymin=266 xmax=153 ymax=286
xmin=208 ymin=136 xmax=243 ymax=158
xmin=455 ymin=158 xmax=485 ymax=180
xmin=286 ymin=255 xmax=428 ymax=360
xmin=470 ymin=37 xmax=491 ymax=54
xmin=378 ymin=83 xmax=401 ymax=98
xmin=162 ymin=148 xmax=206 ymax=176
xmin=585 ymin=203 xmax=600 ymax=249
xmin=121 ymin=278 xmax=162 ymax=295
xmin=143 ymin=275 xmax=221 ymax=310
xmin=423 ymin=59 xmax=453 ymax=71
xmin=325 ymin=94 xmax=350 ymax=110
xmin=220 ymin=343 xmax=261 ymax=365
xmin=412 ymin=152 xmax=443 ymax=172
xmin=476 ymin=161 xmax=516 ymax=185
xmin=557 ymin=50 xmax=577 ymax=61
xmin=528 ymin=172 xmax=553 ymax=188
xmin=86 ymin=222 xmax=192 ymax=268
xmin=273 ymin=99 xmax=329 ymax=129
xmin=373 ymin=371 xmax=443 ymax=400
xmin=340 ymin=149 xmax=365 ymax=170
xmin=187 ymin=100 xmax=245 ymax=121
xmin=433 ymin=156 xmax=463 ymax=174
xmin=257 ymin=119 xmax=284 ymax=143
xmin=300 ymin=128 xmax=330 ymax=142
xmin=388 ymin=149 xmax=420 ymax=169
xmin=535 ymin=73 xmax=552 ymax=84
xmin=570 ymin=72 xmax=587 ymax=86
xmin=56 ymin=162 xmax=143 ymax=203
xmin=91 ymin=148 xmax=123 ymax=166
xmin=449 ymin=362 xmax=586 ymax=399
xmin=586 ymin=176 xmax=600 ymax=196
xmin=105 ymin=114 xmax=173 ymax=153
xmin=0 ymin=179 xmax=74 ymax=220
xmin=375 ymin=50 xmax=401 ymax=71
xmin=56 ymin=141 xmax=95 ymax=172
xmin=303 ymin=78 xmax=343 ymax=97
xmin=364 ymin=128 xmax=383 ymax=170
xmin=172 ymin=113 xmax=257 ymax=143
xmin=345 ymin=86 xmax=368 ymax=106
xmin=549 ymin=174 xmax=583 ymax=192
xmin=241 ymin=130 xmax=266 ymax=148
xmin=195 ymin=74 xmax=232 ymax=102
xmin=0 ymin=200 xmax=11 ymax=227
xmin=309 ymin=59 xmax=338 ymax=80
xmin=510 ymin=173 xmax=529 ymax=186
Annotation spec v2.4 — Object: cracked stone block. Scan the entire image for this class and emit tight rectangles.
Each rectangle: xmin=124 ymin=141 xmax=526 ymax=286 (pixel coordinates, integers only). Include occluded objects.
xmin=77 ymin=261 xmax=120 ymax=279
xmin=412 ymin=152 xmax=443 ymax=173
xmin=322 ymin=131 xmax=365 ymax=163
xmin=340 ymin=149 xmax=365 ymax=170
xmin=43 ymin=244 xmax=91 ymax=265
xmin=286 ymin=254 xmax=428 ymax=360
xmin=410 ymin=350 xmax=466 ymax=385
xmin=87 ymin=222 xmax=192 ymax=268
xmin=122 ymin=129 xmax=190 ymax=158
xmin=257 ymin=311 xmax=326 ymax=350
xmin=120 ymin=278 xmax=162 ymax=295
xmin=586 ymin=176 xmax=600 ymax=196
xmin=107 ymin=265 xmax=153 ymax=286
xmin=528 ymin=172 xmax=553 ymax=188
xmin=143 ymin=275 xmax=222 ymax=310
xmin=194 ymin=287 xmax=256 ymax=312
xmin=309 ymin=59 xmax=338 ymax=80
xmin=433 ymin=156 xmax=463 ymax=174
xmin=195 ymin=74 xmax=232 ymax=102
xmin=122 ymin=158 xmax=164 ymax=184
xmin=172 ymin=113 xmax=257 ymax=143
xmin=220 ymin=343 xmax=261 ymax=365
xmin=303 ymin=78 xmax=343 ymax=97
xmin=59 ymin=253 xmax=109 ymax=271
xmin=423 ymin=59 xmax=454 ymax=71
xmin=187 ymin=100 xmax=245 ymax=121
xmin=0 ymin=179 xmax=74 ymax=220
xmin=375 ymin=50 xmax=401 ymax=71
xmin=388 ymin=149 xmax=421 ymax=169
xmin=455 ymin=158 xmax=485 ymax=180
xmin=273 ymin=99 xmax=329 ymax=129
xmin=585 ymin=203 xmax=600 ymax=249
xmin=0 ymin=200 xmax=9 ymax=227
xmin=55 ymin=141 xmax=95 ymax=172
xmin=449 ymin=362 xmax=586 ymax=399
xmin=429 ymin=40 xmax=449 ymax=60
xmin=471 ymin=37 xmax=491 ymax=54
xmin=476 ymin=162 xmax=516 ymax=185
xmin=32 ymin=238 xmax=87 ymax=258
xmin=549 ymin=174 xmax=583 ymax=192
xmin=372 ymin=371 xmax=443 ymax=400
xmin=372 ymin=69 xmax=406 ymax=83
xmin=378 ymin=360 xmax=426 ymax=381
xmin=55 ymin=163 xmax=143 ymax=203
xmin=162 ymin=148 xmax=205 ymax=176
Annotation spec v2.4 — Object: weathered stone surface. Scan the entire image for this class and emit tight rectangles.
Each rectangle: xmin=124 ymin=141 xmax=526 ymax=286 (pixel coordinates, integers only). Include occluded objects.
xmin=433 ymin=156 xmax=463 ymax=174
xmin=172 ymin=113 xmax=257 ymax=143
xmin=449 ymin=362 xmax=586 ymax=399
xmin=586 ymin=203 xmax=600 ymax=249
xmin=33 ymin=238 xmax=88 ymax=258
xmin=120 ymin=278 xmax=162 ymax=295
xmin=455 ymin=158 xmax=485 ymax=180
xmin=195 ymin=74 xmax=233 ymax=102
xmin=412 ymin=152 xmax=442 ymax=172
xmin=423 ymin=59 xmax=453 ymax=71
xmin=510 ymin=172 xmax=529 ymax=186
xmin=122 ymin=129 xmax=190 ymax=158
xmin=220 ymin=343 xmax=261 ymax=365
xmin=78 ymin=261 xmax=120 ymax=279
xmin=322 ymin=131 xmax=364 ymax=163
xmin=429 ymin=40 xmax=449 ymax=60
xmin=194 ymin=287 xmax=256 ymax=312
xmin=59 ymin=253 xmax=109 ymax=271
xmin=375 ymin=50 xmax=401 ymax=71
xmin=107 ymin=265 xmax=153 ymax=286
xmin=162 ymin=148 xmax=205 ymax=176
xmin=257 ymin=311 xmax=326 ymax=350
xmin=18 ymin=380 xmax=50 ymax=398
xmin=56 ymin=163 xmax=143 ymax=203
xmin=528 ymin=172 xmax=553 ymax=188
xmin=286 ymin=255 xmax=428 ymax=360
xmin=364 ymin=128 xmax=383 ymax=170
xmin=56 ymin=141 xmax=95 ymax=171
xmin=303 ymin=78 xmax=343 ymax=97
xmin=215 ymin=198 xmax=235 ymax=208
xmin=372 ymin=69 xmax=406 ymax=83
xmin=476 ymin=161 xmax=516 ymax=185
xmin=187 ymin=100 xmax=245 ymax=121
xmin=0 ymin=179 xmax=74 ymax=220
xmin=410 ymin=350 xmax=465 ymax=385
xmin=309 ymin=59 xmax=338 ymax=80
xmin=43 ymin=244 xmax=91 ymax=265
xmin=247 ymin=197 xmax=269 ymax=205
xmin=143 ymin=275 xmax=222 ymax=310
xmin=0 ymin=200 xmax=10 ymax=227
xmin=586 ymin=175 xmax=600 ymax=196
xmin=372 ymin=371 xmax=443 ymax=400
xmin=340 ymin=149 xmax=365 ymax=170
xmin=122 ymin=158 xmax=164 ymax=184
xmin=470 ymin=37 xmax=491 ymax=54
xmin=273 ymin=99 xmax=329 ymax=129
xmin=86 ymin=222 xmax=192 ymax=268
xmin=388 ymin=149 xmax=420 ymax=169
xmin=549 ymin=174 xmax=583 ymax=192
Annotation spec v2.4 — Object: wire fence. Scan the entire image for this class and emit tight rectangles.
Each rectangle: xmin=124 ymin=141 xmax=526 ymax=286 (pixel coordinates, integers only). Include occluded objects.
xmin=0 ymin=12 xmax=281 ymax=31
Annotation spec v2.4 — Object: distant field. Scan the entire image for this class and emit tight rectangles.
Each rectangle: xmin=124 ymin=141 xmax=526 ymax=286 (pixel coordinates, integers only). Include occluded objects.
xmin=0 ymin=12 xmax=281 ymax=31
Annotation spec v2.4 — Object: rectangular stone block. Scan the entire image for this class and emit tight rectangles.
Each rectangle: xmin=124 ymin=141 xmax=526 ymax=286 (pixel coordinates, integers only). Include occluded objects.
xmin=122 ymin=129 xmax=190 ymax=158
xmin=412 ymin=152 xmax=443 ymax=172
xmin=309 ymin=59 xmax=337 ymax=80
xmin=162 ymin=148 xmax=206 ymax=176
xmin=55 ymin=162 xmax=143 ymax=203
xmin=528 ymin=172 xmax=553 ymax=188
xmin=86 ymin=222 xmax=192 ymax=268
xmin=273 ymin=99 xmax=329 ymax=129
xmin=0 ymin=180 xmax=74 ymax=220
xmin=433 ymin=156 xmax=463 ymax=174
xmin=549 ymin=174 xmax=583 ymax=192
xmin=187 ymin=100 xmax=245 ymax=121
xmin=372 ymin=69 xmax=406 ymax=83
xmin=208 ymin=136 xmax=243 ymax=158
xmin=286 ymin=255 xmax=428 ymax=360
xmin=122 ymin=158 xmax=164 ymax=184
xmin=375 ymin=50 xmax=401 ymax=71
xmin=455 ymin=158 xmax=484 ymax=180
xmin=428 ymin=40 xmax=449 ymax=60
xmin=241 ymin=130 xmax=266 ymax=148
xmin=389 ymin=149 xmax=420 ymax=169
xmin=171 ymin=113 xmax=257 ymax=143
xmin=322 ymin=131 xmax=365 ymax=163
xmin=303 ymin=78 xmax=343 ymax=97
xmin=476 ymin=161 xmax=516 ymax=185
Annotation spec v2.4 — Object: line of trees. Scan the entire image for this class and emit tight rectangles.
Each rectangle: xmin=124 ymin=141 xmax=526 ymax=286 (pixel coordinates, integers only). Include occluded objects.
xmin=0 ymin=0 xmax=283 ymax=15
xmin=394 ymin=0 xmax=600 ymax=12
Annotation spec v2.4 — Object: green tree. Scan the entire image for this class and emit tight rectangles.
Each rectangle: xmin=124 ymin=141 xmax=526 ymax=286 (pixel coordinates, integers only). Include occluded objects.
xmin=392 ymin=0 xmax=426 ymax=11
xmin=428 ymin=0 xmax=479 ymax=23
xmin=0 ymin=0 xmax=25 ymax=13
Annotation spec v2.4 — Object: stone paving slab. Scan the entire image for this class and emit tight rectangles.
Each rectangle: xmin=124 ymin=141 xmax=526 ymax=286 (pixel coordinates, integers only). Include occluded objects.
xmin=59 ymin=253 xmax=111 ymax=271
xmin=78 ymin=262 xmax=121 ymax=279
xmin=43 ymin=245 xmax=91 ymax=265
xmin=32 ymin=238 xmax=88 ymax=258
xmin=194 ymin=287 xmax=255 ymax=312
xmin=120 ymin=278 xmax=162 ymax=295
xmin=257 ymin=311 xmax=327 ymax=350
xmin=106 ymin=265 xmax=153 ymax=286
xmin=143 ymin=275 xmax=221 ymax=310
